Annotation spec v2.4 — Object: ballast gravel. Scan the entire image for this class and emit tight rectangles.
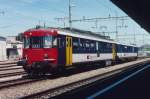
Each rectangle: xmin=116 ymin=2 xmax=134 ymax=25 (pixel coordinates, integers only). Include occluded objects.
xmin=0 ymin=58 xmax=149 ymax=99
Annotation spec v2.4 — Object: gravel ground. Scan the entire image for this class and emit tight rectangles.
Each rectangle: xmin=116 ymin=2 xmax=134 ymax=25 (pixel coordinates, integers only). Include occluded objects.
xmin=0 ymin=69 xmax=24 ymax=75
xmin=0 ymin=58 xmax=149 ymax=99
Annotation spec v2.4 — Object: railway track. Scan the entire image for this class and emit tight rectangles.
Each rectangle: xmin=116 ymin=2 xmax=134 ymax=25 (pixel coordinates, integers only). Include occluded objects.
xmin=0 ymin=64 xmax=17 ymax=68
xmin=0 ymin=66 xmax=22 ymax=71
xmin=0 ymin=61 xmax=24 ymax=77
xmin=0 ymin=61 xmax=17 ymax=65
xmin=0 ymin=75 xmax=47 ymax=89
xmin=0 ymin=71 xmax=26 ymax=78
xmin=20 ymin=60 xmax=150 ymax=99
xmin=0 ymin=63 xmax=41 ymax=89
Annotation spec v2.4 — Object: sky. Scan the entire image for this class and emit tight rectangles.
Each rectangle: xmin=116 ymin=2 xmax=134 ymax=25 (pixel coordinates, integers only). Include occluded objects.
xmin=0 ymin=0 xmax=150 ymax=46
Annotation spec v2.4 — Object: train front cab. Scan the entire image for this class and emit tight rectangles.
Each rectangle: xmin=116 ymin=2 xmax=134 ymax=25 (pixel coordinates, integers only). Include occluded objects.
xmin=21 ymin=30 xmax=59 ymax=74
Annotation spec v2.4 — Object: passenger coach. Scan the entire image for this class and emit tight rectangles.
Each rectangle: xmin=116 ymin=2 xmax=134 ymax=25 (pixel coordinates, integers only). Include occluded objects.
xmin=19 ymin=27 xmax=138 ymax=74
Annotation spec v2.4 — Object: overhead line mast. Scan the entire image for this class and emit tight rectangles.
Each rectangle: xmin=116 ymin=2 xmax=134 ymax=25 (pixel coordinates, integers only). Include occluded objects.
xmin=0 ymin=10 xmax=5 ymax=15
xmin=69 ymin=0 xmax=72 ymax=30
xmin=69 ymin=0 xmax=73 ymax=30
xmin=55 ymin=0 xmax=73 ymax=29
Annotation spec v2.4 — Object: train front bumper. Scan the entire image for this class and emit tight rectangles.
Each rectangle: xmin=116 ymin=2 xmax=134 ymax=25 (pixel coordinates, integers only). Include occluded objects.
xmin=24 ymin=59 xmax=57 ymax=73
xmin=17 ymin=59 xmax=27 ymax=66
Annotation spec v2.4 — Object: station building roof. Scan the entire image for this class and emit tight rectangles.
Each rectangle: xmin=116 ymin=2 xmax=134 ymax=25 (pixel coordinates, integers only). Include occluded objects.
xmin=0 ymin=36 xmax=6 ymax=41
xmin=111 ymin=0 xmax=150 ymax=33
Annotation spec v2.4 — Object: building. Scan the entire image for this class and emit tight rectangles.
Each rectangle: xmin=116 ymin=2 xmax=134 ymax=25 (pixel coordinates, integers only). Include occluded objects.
xmin=6 ymin=36 xmax=23 ymax=60
xmin=138 ymin=44 xmax=150 ymax=57
xmin=0 ymin=36 xmax=7 ymax=61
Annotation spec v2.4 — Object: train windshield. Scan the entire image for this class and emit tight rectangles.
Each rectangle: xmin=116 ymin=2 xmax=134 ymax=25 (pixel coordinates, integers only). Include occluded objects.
xmin=24 ymin=36 xmax=53 ymax=48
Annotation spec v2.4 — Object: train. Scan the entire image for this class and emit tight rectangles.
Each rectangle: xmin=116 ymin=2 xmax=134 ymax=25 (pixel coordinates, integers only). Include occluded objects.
xmin=18 ymin=27 xmax=138 ymax=75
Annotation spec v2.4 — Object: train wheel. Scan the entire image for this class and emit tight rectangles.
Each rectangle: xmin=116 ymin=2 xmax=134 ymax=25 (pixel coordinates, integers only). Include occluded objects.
xmin=51 ymin=66 xmax=66 ymax=76
xmin=51 ymin=68 xmax=61 ymax=75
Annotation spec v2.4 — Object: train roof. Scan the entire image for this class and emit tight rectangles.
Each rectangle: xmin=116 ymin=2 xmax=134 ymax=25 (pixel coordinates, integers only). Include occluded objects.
xmin=56 ymin=28 xmax=115 ymax=43
xmin=27 ymin=27 xmax=111 ymax=39
xmin=53 ymin=27 xmax=137 ymax=47
xmin=25 ymin=26 xmax=137 ymax=47
xmin=60 ymin=27 xmax=111 ymax=40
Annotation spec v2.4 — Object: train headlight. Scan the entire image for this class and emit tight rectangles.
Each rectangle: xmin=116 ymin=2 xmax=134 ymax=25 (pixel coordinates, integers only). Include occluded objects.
xmin=23 ymin=55 xmax=28 ymax=60
xmin=44 ymin=54 xmax=48 ymax=59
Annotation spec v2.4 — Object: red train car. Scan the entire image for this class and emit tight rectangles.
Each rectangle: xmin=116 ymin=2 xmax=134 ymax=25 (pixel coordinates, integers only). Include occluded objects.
xmin=21 ymin=28 xmax=60 ymax=74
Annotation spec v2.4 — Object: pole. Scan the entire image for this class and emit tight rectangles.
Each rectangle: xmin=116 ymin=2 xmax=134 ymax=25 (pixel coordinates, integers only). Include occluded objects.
xmin=44 ymin=22 xmax=46 ymax=28
xmin=69 ymin=0 xmax=72 ymax=30
xmin=134 ymin=31 xmax=136 ymax=45
xmin=115 ymin=11 xmax=118 ymax=42
xmin=143 ymin=34 xmax=145 ymax=54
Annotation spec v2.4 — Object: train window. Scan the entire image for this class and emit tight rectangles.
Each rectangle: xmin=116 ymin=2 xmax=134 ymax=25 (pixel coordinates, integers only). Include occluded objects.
xmin=24 ymin=36 xmax=53 ymax=48
xmin=85 ymin=42 xmax=90 ymax=48
xmin=73 ymin=38 xmax=79 ymax=49
xmin=98 ymin=42 xmax=101 ymax=51
xmin=132 ymin=47 xmax=134 ymax=52
xmin=24 ymin=37 xmax=30 ymax=48
xmin=107 ymin=43 xmax=112 ymax=53
xmin=117 ymin=44 xmax=122 ymax=53
xmin=135 ymin=47 xmax=138 ymax=52
xmin=79 ymin=38 xmax=83 ymax=47
xmin=99 ymin=42 xmax=103 ymax=52
xmin=60 ymin=37 xmax=66 ymax=48
xmin=79 ymin=42 xmax=83 ymax=47
xmin=102 ymin=42 xmax=106 ymax=53
xmin=73 ymin=42 xmax=78 ymax=48
xmin=120 ymin=45 xmax=122 ymax=52
xmin=89 ymin=41 xmax=96 ymax=51
xmin=90 ymin=42 xmax=95 ymax=48
xmin=31 ymin=36 xmax=44 ymax=48
xmin=52 ymin=37 xmax=57 ymax=47
xmin=121 ymin=45 xmax=124 ymax=52
xmin=106 ymin=43 xmax=109 ymax=52
xmin=96 ymin=42 xmax=98 ymax=51
xmin=44 ymin=36 xmax=52 ymax=48
xmin=80 ymin=39 xmax=86 ymax=51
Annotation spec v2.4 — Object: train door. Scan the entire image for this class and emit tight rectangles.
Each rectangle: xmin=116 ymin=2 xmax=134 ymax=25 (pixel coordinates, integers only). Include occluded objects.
xmin=112 ymin=43 xmax=117 ymax=60
xmin=96 ymin=42 xmax=100 ymax=57
xmin=58 ymin=35 xmax=66 ymax=66
xmin=66 ymin=36 xmax=72 ymax=66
